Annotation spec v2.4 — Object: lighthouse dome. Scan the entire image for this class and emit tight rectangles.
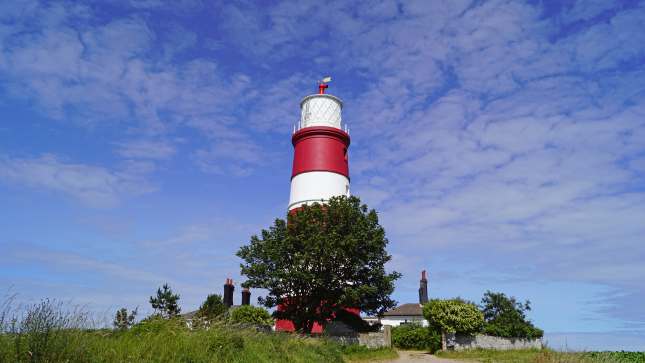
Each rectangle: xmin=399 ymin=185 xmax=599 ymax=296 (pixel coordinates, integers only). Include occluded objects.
xmin=299 ymin=94 xmax=343 ymax=129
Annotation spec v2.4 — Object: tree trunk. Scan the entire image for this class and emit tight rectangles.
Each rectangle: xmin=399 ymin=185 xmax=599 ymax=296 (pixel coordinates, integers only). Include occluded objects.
xmin=441 ymin=330 xmax=447 ymax=351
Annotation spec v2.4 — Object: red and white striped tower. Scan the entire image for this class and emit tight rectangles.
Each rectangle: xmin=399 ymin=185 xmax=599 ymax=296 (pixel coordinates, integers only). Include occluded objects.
xmin=289 ymin=78 xmax=350 ymax=211
xmin=276 ymin=78 xmax=353 ymax=333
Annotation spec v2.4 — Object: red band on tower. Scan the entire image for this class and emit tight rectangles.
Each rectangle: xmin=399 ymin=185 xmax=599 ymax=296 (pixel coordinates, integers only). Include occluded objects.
xmin=291 ymin=126 xmax=350 ymax=179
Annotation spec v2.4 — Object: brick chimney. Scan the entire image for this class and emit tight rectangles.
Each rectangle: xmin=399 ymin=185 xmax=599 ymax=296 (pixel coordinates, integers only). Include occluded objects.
xmin=223 ymin=278 xmax=235 ymax=307
xmin=241 ymin=287 xmax=251 ymax=305
xmin=419 ymin=270 xmax=428 ymax=304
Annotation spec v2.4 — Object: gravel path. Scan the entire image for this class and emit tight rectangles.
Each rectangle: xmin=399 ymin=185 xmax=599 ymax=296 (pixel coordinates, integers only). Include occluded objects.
xmin=382 ymin=350 xmax=473 ymax=363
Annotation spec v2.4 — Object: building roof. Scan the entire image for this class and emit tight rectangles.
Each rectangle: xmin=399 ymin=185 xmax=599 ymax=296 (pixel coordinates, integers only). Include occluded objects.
xmin=382 ymin=303 xmax=423 ymax=317
xmin=180 ymin=310 xmax=199 ymax=320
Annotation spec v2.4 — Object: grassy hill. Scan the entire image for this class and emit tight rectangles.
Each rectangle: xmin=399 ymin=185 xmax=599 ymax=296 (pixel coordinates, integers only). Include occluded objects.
xmin=0 ymin=300 xmax=395 ymax=363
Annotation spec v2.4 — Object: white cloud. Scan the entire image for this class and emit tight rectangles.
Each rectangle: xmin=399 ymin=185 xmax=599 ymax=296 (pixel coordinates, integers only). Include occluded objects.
xmin=115 ymin=139 xmax=176 ymax=160
xmin=0 ymin=154 xmax=155 ymax=207
xmin=0 ymin=2 xmax=263 ymax=174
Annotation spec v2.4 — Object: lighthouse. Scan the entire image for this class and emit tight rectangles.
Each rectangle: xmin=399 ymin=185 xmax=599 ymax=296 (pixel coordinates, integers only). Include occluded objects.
xmin=289 ymin=78 xmax=350 ymax=211
xmin=276 ymin=78 xmax=354 ymax=333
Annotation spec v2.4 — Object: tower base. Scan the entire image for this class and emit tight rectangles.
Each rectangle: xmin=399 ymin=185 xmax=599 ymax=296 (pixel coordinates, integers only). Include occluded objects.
xmin=274 ymin=305 xmax=361 ymax=334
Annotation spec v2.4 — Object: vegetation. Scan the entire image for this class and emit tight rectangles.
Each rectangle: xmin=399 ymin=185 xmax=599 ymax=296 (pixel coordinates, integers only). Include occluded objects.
xmin=237 ymin=196 xmax=401 ymax=333
xmin=112 ymin=307 xmax=137 ymax=331
xmin=418 ymin=291 xmax=544 ymax=347
xmin=149 ymin=283 xmax=181 ymax=318
xmin=229 ymin=305 xmax=274 ymax=326
xmin=0 ymin=298 xmax=391 ymax=363
xmin=423 ymin=298 xmax=484 ymax=335
xmin=196 ymin=293 xmax=228 ymax=320
xmin=340 ymin=344 xmax=398 ymax=362
xmin=480 ymin=290 xmax=543 ymax=339
xmin=423 ymin=298 xmax=484 ymax=349
xmin=437 ymin=348 xmax=645 ymax=363
xmin=391 ymin=323 xmax=441 ymax=351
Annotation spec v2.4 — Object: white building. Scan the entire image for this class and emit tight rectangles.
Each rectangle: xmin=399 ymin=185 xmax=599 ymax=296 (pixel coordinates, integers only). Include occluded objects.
xmin=380 ymin=270 xmax=430 ymax=328
xmin=380 ymin=303 xmax=428 ymax=327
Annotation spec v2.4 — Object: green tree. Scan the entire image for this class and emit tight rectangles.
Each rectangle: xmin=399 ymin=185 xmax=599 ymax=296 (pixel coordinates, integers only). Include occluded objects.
xmin=237 ymin=196 xmax=401 ymax=333
xmin=423 ymin=299 xmax=484 ymax=350
xmin=480 ymin=290 xmax=543 ymax=339
xmin=113 ymin=307 xmax=137 ymax=330
xmin=196 ymin=294 xmax=227 ymax=320
xmin=149 ymin=283 xmax=181 ymax=318
xmin=229 ymin=305 xmax=273 ymax=326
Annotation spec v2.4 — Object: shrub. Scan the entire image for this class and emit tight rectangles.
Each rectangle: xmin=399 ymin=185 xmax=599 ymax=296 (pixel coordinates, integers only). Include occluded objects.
xmin=480 ymin=291 xmax=543 ymax=339
xmin=196 ymin=294 xmax=228 ymax=320
xmin=423 ymin=299 xmax=484 ymax=335
xmin=391 ymin=324 xmax=441 ymax=352
xmin=129 ymin=314 xmax=187 ymax=335
xmin=229 ymin=305 xmax=273 ymax=326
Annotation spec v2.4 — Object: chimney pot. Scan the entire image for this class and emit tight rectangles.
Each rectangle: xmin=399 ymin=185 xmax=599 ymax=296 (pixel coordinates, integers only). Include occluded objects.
xmin=224 ymin=278 xmax=235 ymax=307
xmin=241 ymin=287 xmax=251 ymax=305
xmin=419 ymin=270 xmax=429 ymax=304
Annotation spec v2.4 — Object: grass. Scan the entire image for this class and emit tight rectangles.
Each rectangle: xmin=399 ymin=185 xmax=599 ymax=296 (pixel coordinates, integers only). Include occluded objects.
xmin=341 ymin=344 xmax=398 ymax=362
xmin=0 ymin=297 xmax=395 ymax=363
xmin=436 ymin=348 xmax=645 ymax=363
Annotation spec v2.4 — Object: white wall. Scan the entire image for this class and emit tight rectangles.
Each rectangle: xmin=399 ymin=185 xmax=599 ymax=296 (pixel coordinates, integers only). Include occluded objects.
xmin=289 ymin=171 xmax=350 ymax=210
xmin=380 ymin=316 xmax=428 ymax=327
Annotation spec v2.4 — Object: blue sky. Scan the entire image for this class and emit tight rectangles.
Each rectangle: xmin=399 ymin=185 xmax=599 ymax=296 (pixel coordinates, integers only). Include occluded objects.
xmin=1 ymin=0 xmax=645 ymax=351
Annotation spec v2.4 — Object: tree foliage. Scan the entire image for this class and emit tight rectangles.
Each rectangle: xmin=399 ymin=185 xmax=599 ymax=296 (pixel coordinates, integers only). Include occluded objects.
xmin=423 ymin=299 xmax=484 ymax=335
xmin=480 ymin=291 xmax=543 ymax=339
xmin=149 ymin=283 xmax=180 ymax=319
xmin=229 ymin=305 xmax=273 ymax=326
xmin=196 ymin=294 xmax=227 ymax=321
xmin=237 ymin=196 xmax=401 ymax=333
xmin=113 ymin=307 xmax=137 ymax=330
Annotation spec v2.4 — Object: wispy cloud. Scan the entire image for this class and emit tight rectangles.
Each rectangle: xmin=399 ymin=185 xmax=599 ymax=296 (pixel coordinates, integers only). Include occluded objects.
xmin=0 ymin=154 xmax=155 ymax=207
xmin=115 ymin=139 xmax=176 ymax=160
xmin=210 ymin=0 xmax=642 ymax=328
xmin=0 ymin=0 xmax=263 ymax=175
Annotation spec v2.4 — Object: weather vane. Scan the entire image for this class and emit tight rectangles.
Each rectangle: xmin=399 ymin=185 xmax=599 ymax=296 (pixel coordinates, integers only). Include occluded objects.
xmin=318 ymin=76 xmax=332 ymax=94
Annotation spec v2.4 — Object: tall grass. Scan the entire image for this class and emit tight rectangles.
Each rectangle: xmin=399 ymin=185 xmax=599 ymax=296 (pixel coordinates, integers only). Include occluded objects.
xmin=0 ymin=297 xmax=394 ymax=363
xmin=437 ymin=348 xmax=645 ymax=363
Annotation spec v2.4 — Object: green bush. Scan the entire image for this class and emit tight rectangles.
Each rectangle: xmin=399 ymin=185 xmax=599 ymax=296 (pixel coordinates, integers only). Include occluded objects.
xmin=391 ymin=324 xmax=441 ymax=352
xmin=229 ymin=305 xmax=273 ymax=326
xmin=129 ymin=314 xmax=187 ymax=335
xmin=483 ymin=321 xmax=543 ymax=339
xmin=480 ymin=291 xmax=543 ymax=339
xmin=423 ymin=299 xmax=484 ymax=335
xmin=196 ymin=294 xmax=228 ymax=320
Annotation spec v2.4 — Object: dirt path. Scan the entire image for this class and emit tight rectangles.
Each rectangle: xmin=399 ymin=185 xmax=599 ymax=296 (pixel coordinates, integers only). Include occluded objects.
xmin=383 ymin=350 xmax=473 ymax=363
